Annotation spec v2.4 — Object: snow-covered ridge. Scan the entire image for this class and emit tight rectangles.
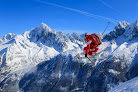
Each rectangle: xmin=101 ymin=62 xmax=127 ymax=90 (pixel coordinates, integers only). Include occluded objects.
xmin=23 ymin=23 xmax=84 ymax=52
xmin=0 ymin=33 xmax=15 ymax=43
xmin=116 ymin=21 xmax=129 ymax=29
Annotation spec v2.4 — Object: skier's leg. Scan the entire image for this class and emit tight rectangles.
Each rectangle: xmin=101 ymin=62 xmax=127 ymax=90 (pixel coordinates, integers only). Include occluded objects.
xmin=84 ymin=47 xmax=88 ymax=57
xmin=88 ymin=51 xmax=94 ymax=56
xmin=84 ymin=44 xmax=91 ymax=57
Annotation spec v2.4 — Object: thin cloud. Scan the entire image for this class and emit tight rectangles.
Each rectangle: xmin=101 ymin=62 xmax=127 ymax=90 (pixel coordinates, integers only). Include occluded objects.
xmin=36 ymin=0 xmax=119 ymax=24
xmin=99 ymin=0 xmax=120 ymax=12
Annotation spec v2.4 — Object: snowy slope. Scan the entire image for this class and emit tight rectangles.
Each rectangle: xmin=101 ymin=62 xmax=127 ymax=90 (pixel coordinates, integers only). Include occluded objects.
xmin=109 ymin=77 xmax=138 ymax=92
xmin=0 ymin=34 xmax=60 ymax=72
xmin=0 ymin=23 xmax=85 ymax=91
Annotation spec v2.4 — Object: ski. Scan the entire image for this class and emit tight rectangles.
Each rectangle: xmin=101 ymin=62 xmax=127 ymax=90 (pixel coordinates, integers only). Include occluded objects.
xmin=93 ymin=46 xmax=108 ymax=56
xmin=80 ymin=56 xmax=107 ymax=67
xmin=80 ymin=47 xmax=108 ymax=67
xmin=78 ymin=56 xmax=107 ymax=60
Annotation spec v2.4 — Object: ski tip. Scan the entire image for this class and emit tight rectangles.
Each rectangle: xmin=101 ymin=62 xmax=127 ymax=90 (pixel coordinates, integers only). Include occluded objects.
xmin=104 ymin=57 xmax=107 ymax=59
xmin=80 ymin=65 xmax=83 ymax=67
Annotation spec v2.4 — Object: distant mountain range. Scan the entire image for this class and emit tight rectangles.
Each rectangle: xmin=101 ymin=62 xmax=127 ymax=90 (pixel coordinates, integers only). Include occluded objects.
xmin=0 ymin=19 xmax=138 ymax=92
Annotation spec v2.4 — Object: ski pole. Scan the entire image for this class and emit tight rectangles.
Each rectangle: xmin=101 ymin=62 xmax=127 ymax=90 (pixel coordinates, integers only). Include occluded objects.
xmin=102 ymin=22 xmax=110 ymax=35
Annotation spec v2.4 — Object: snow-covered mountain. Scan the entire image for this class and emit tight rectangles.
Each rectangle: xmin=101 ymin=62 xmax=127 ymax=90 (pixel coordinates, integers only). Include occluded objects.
xmin=0 ymin=23 xmax=84 ymax=91
xmin=0 ymin=19 xmax=138 ymax=92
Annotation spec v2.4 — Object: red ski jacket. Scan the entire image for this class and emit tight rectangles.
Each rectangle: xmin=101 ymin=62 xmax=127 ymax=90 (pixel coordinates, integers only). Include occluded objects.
xmin=84 ymin=34 xmax=100 ymax=56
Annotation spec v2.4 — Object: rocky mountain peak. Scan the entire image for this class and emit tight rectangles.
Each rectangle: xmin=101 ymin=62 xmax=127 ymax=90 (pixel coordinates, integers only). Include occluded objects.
xmin=103 ymin=20 xmax=137 ymax=41
xmin=116 ymin=21 xmax=129 ymax=29
xmin=38 ymin=22 xmax=52 ymax=32
xmin=131 ymin=19 xmax=138 ymax=39
xmin=134 ymin=19 xmax=138 ymax=28
xmin=0 ymin=33 xmax=15 ymax=43
xmin=27 ymin=23 xmax=54 ymax=42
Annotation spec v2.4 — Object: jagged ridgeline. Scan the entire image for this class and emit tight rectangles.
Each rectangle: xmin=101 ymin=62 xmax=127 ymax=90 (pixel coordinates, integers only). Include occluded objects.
xmin=0 ymin=19 xmax=138 ymax=92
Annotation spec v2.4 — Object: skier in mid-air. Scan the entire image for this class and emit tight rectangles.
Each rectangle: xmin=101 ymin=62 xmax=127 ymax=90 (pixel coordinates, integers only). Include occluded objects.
xmin=79 ymin=22 xmax=110 ymax=67
xmin=84 ymin=33 xmax=102 ymax=57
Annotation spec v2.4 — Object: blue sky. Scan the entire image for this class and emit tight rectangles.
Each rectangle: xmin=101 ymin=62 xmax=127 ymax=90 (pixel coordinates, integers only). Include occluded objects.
xmin=0 ymin=0 xmax=138 ymax=38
